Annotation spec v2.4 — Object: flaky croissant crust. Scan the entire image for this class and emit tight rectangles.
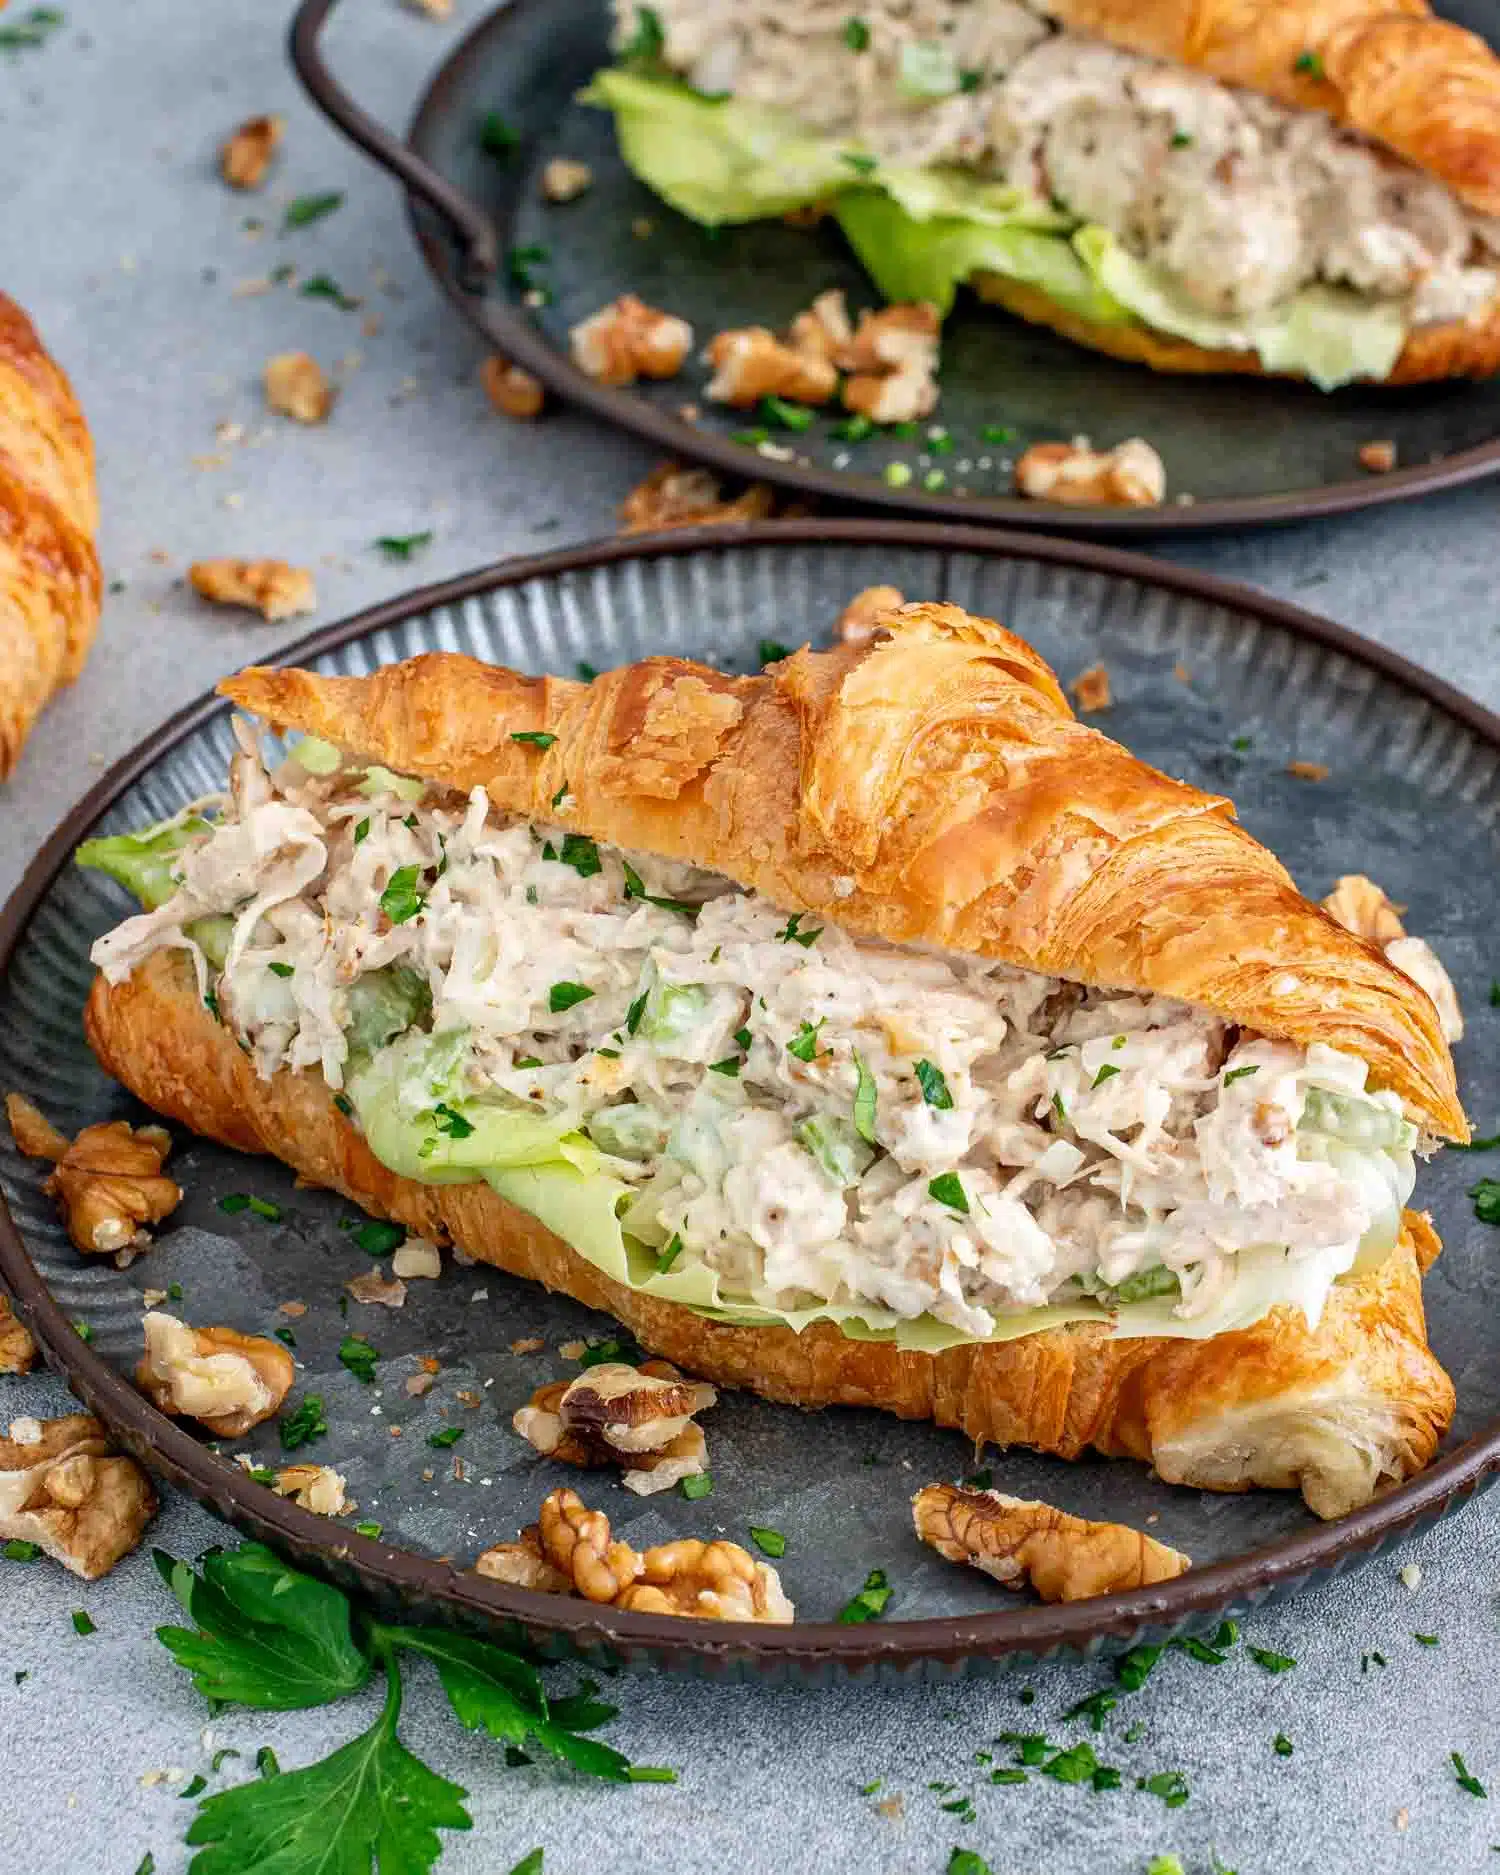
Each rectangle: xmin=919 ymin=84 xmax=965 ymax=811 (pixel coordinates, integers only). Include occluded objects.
xmin=1048 ymin=0 xmax=1500 ymax=217
xmin=222 ymin=603 xmax=1464 ymax=1138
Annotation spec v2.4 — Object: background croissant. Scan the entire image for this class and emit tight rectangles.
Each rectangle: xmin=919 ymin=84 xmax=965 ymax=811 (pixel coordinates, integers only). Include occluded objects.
xmin=0 ymin=291 xmax=101 ymax=780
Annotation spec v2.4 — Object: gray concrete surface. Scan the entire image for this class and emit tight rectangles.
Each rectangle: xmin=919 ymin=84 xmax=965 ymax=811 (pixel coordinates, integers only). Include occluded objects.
xmin=3 ymin=5 xmax=1499 ymax=1872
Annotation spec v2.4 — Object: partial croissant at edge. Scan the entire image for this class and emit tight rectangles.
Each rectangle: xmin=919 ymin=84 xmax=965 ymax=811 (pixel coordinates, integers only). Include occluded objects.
xmin=221 ymin=602 xmax=1466 ymax=1139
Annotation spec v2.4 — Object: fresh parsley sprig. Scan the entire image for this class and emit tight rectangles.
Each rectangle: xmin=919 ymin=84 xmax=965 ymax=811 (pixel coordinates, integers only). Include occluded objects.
xmin=153 ymin=1543 xmax=668 ymax=1873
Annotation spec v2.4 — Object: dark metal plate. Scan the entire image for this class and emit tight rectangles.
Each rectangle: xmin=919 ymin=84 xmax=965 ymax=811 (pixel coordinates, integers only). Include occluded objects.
xmin=296 ymin=0 xmax=1500 ymax=534
xmin=2 ymin=521 xmax=1498 ymax=1678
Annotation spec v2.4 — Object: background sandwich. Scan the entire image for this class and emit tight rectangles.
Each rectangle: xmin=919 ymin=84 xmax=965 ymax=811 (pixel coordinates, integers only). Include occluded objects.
xmin=79 ymin=603 xmax=1463 ymax=1519
xmin=585 ymin=0 xmax=1500 ymax=387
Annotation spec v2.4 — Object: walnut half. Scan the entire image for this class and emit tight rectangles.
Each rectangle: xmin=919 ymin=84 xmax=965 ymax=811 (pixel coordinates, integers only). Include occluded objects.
xmin=0 ymin=1294 xmax=36 ymax=1375
xmin=481 ymin=1486 xmax=794 ymax=1623
xmin=835 ymin=585 xmax=904 ymax=648
xmin=0 ymin=1413 xmax=155 ymax=1580
xmin=618 ymin=463 xmax=775 ymax=535
xmin=272 ymin=1463 xmax=350 ymax=1516
xmin=912 ymin=1482 xmax=1190 ymax=1603
xmin=189 ymin=558 xmax=318 ymax=623
xmin=1321 ymin=874 xmax=1464 ymax=1043
xmin=570 ymin=295 xmax=693 ymax=387
xmin=837 ymin=302 xmax=941 ymax=426
xmin=6 ymin=1096 xmax=181 ymax=1263
xmin=136 ymin=1311 xmax=294 ymax=1437
xmin=1015 ymin=437 xmax=1165 ymax=508
xmin=512 ymin=1359 xmax=717 ymax=1496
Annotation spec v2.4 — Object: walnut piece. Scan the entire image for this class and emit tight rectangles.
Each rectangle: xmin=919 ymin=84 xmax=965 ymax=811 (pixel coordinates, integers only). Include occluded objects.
xmin=837 ymin=302 xmax=941 ymax=425
xmin=391 ymin=1236 xmax=442 ymax=1279
xmin=189 ymin=558 xmax=318 ymax=622
xmin=0 ymin=1295 xmax=36 ymax=1375
xmin=1358 ymin=439 xmax=1397 ymax=473
xmin=513 ymin=1360 xmax=716 ymax=1496
xmin=136 ymin=1311 xmax=294 ymax=1437
xmin=540 ymin=157 xmax=593 ymax=203
xmin=507 ymin=1486 xmax=794 ymax=1622
xmin=618 ymin=462 xmax=775 ymax=534
xmin=1322 ymin=875 xmax=1463 ymax=1043
xmin=570 ymin=295 xmax=693 ymax=387
xmin=6 ymin=1097 xmax=181 ymax=1262
xmin=0 ymin=1413 xmax=155 ymax=1580
xmin=480 ymin=354 xmax=544 ymax=421
xmin=1286 ymin=759 xmax=1330 ymax=782
xmin=912 ymin=1483 xmax=1190 ymax=1603
xmin=345 ymin=1269 xmax=407 ymax=1308
xmin=220 ymin=114 xmax=283 ymax=189
xmin=704 ymin=327 xmax=838 ymax=408
xmin=1016 ymin=436 xmax=1165 ymax=508
xmin=273 ymin=1463 xmax=349 ymax=1515
xmin=788 ymin=287 xmax=854 ymax=363
xmin=835 ymin=585 xmax=904 ymax=647
xmin=1070 ymin=664 xmax=1112 ymax=713
xmin=264 ymin=351 xmax=335 ymax=424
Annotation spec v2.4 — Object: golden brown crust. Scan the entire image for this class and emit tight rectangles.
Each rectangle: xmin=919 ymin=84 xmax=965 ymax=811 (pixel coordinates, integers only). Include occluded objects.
xmin=0 ymin=293 xmax=101 ymax=779
xmin=1045 ymin=0 xmax=1500 ymax=216
xmin=84 ymin=951 xmax=1457 ymax=1517
xmin=220 ymin=608 xmax=1464 ymax=1137
xmin=973 ymin=272 xmax=1500 ymax=385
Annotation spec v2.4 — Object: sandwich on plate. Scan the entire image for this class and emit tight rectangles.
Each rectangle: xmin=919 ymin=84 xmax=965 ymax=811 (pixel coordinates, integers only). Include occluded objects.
xmin=79 ymin=602 xmax=1463 ymax=1520
xmin=584 ymin=0 xmax=1500 ymax=387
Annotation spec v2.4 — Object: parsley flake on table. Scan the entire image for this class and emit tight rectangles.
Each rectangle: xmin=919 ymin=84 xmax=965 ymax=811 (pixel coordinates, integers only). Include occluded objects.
xmin=1414 ymin=1632 xmax=1440 ymax=1647
xmin=219 ymin=1194 xmax=282 ymax=1222
xmin=1248 ymin=1646 xmax=1296 ymax=1672
xmin=1274 ymin=1732 xmax=1294 ymax=1757
xmin=1 ymin=1540 xmax=41 ymax=1563
xmin=0 ymin=6 xmax=68 ymax=50
xmin=478 ymin=110 xmax=520 ymax=159
xmin=508 ymin=1853 xmax=545 ymax=1875
xmin=1452 ymin=1751 xmax=1488 ymax=1798
xmin=1062 ymin=1689 xmax=1117 ymax=1732
xmin=345 ymin=1218 xmax=406 ymax=1256
xmin=1137 ymin=1769 xmax=1190 ymax=1808
xmin=748 ymin=1526 xmax=786 ymax=1558
xmin=428 ymin=1426 xmax=465 ymax=1450
xmin=71 ymin=1609 xmax=96 ymax=1636
xmin=680 ymin=1472 xmax=713 ymax=1500
xmin=375 ymin=532 xmax=434 ymax=561
xmin=299 ymin=273 xmax=360 ymax=310
xmin=338 ymin=1336 xmax=379 ymax=1384
xmin=279 ymin=1394 xmax=328 ymax=1451
xmin=282 ymin=190 xmax=343 ymax=230
xmin=838 ymin=1567 xmax=893 ymax=1623
xmin=1115 ymin=1643 xmax=1165 ymax=1690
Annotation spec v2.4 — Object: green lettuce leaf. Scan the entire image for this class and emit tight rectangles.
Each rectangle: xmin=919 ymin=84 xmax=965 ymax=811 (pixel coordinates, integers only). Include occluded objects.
xmin=76 ymin=817 xmax=212 ymax=911
xmin=1073 ymin=225 xmax=1408 ymax=390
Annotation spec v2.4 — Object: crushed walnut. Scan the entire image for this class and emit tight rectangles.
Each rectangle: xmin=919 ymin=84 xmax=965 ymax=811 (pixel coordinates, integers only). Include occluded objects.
xmin=272 ymin=1463 xmax=350 ymax=1516
xmin=136 ymin=1311 xmax=294 ymax=1437
xmin=1358 ymin=440 xmax=1398 ymax=474
xmin=1286 ymin=760 xmax=1330 ymax=782
xmin=391 ymin=1236 xmax=442 ymax=1280
xmin=1016 ymin=436 xmax=1165 ymax=508
xmin=513 ymin=1359 xmax=716 ymax=1496
xmin=1070 ymin=664 xmax=1112 ymax=713
xmin=480 ymin=354 xmax=544 ymax=421
xmin=836 ymin=301 xmax=942 ymax=426
xmin=540 ymin=157 xmax=593 ymax=204
xmin=264 ymin=351 xmax=335 ymax=424
xmin=220 ymin=114 xmax=283 ymax=190
xmin=835 ymin=585 xmax=904 ymax=648
xmin=479 ymin=1485 xmax=794 ymax=1621
xmin=570 ymin=295 xmax=693 ymax=387
xmin=912 ymin=1482 xmax=1190 ymax=1602
xmin=345 ymin=1269 xmax=407 ymax=1309
xmin=6 ymin=1096 xmax=181 ymax=1263
xmin=1322 ymin=874 xmax=1464 ymax=1043
xmin=704 ymin=326 xmax=838 ymax=409
xmin=0 ymin=1295 xmax=35 ymax=1375
xmin=189 ymin=558 xmax=318 ymax=622
xmin=0 ymin=1413 xmax=155 ymax=1580
xmin=618 ymin=462 xmax=776 ymax=534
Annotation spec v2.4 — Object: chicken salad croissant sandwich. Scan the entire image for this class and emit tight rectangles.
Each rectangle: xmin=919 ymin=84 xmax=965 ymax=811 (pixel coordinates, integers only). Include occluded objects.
xmin=584 ymin=0 xmax=1500 ymax=387
xmin=79 ymin=603 xmax=1463 ymax=1520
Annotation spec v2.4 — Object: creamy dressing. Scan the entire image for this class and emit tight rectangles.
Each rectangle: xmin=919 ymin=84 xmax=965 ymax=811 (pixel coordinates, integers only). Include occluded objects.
xmin=91 ymin=732 xmax=1418 ymax=1341
xmin=625 ymin=0 xmax=1500 ymax=325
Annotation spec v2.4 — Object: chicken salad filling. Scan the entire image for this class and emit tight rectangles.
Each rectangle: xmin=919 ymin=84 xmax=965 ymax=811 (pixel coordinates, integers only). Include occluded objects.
xmin=588 ymin=0 xmax=1500 ymax=383
xmin=82 ymin=727 xmax=1419 ymax=1348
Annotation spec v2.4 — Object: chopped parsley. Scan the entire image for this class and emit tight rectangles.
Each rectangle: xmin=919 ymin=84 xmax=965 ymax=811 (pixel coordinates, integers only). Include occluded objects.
xmin=510 ymin=730 xmax=557 ymax=750
xmin=551 ymin=783 xmax=570 ymax=808
xmin=577 ymin=661 xmax=600 ymax=682
xmin=733 ymin=1028 xmax=752 ymax=1051
xmin=354 ymin=1521 xmax=383 ymax=1540
xmin=980 ymin=423 xmax=1016 ymax=444
xmin=775 ymin=911 xmax=823 ymax=946
xmin=556 ymin=833 xmax=601 ymax=878
xmin=432 ymin=1102 xmax=474 ymax=1139
xmin=1061 ymin=1689 xmax=1117 ymax=1732
xmin=834 ymin=413 xmax=875 ymax=443
xmin=275 ymin=1327 xmax=297 ymax=1348
xmin=758 ymin=637 xmax=791 ymax=667
xmin=2 ymin=1540 xmax=42 ymax=1562
xmin=334 ymin=1094 xmax=353 ymax=1122
xmin=1224 ymin=1064 xmax=1260 ymax=1084
xmin=748 ymin=1526 xmax=785 ymax=1558
xmin=760 ymin=395 xmax=814 ymax=433
xmin=1294 ymin=49 xmax=1324 ymax=78
xmin=0 ymin=6 xmax=67 ymax=51
xmin=990 ymin=1768 xmax=1027 ymax=1786
xmin=338 ymin=1336 xmax=379 ymax=1384
xmin=1115 ymin=1642 xmax=1164 ymax=1691
xmin=1137 ymin=1769 xmax=1190 ymax=1808
xmin=625 ymin=991 xmax=648 ymax=1036
xmin=707 ymin=1056 xmax=741 ymax=1078
xmin=1232 ymin=734 xmax=1254 ymax=752
xmin=655 ymin=1233 xmax=684 ymax=1274
xmin=853 ymin=1053 xmax=878 ymax=1143
xmin=679 ymin=1471 xmax=713 ymax=1500
xmin=374 ymin=532 xmax=433 ymax=561
xmin=427 ymin=1426 xmax=464 ymax=1449
xmin=620 ymin=4 xmax=665 ymax=62
xmin=72 ymin=1318 xmax=94 ymax=1343
xmin=379 ymin=865 xmax=426 ymax=925
xmin=508 ymin=243 xmax=551 ymax=299
xmin=841 ymin=150 xmax=879 ymax=176
xmin=219 ymin=1193 xmax=282 ymax=1222
xmin=922 ymin=468 xmax=947 ymax=492
xmin=1414 ymin=1632 xmax=1440 ymax=1647
xmin=621 ymin=859 xmax=697 ymax=916
xmin=299 ymin=273 xmax=360 ymax=311
xmin=928 ymin=1171 xmax=969 ymax=1214
xmin=787 ymin=1019 xmax=825 ymax=1062
xmin=279 ymin=1394 xmax=329 ymax=1451
xmin=178 ymin=1774 xmax=207 ymax=1799
xmin=255 ymin=1747 xmax=281 ymax=1779
xmin=959 ymin=68 xmax=982 ymax=91
xmin=478 ymin=111 xmax=519 ymax=160
xmin=837 ymin=1567 xmax=892 ymax=1623
xmin=1170 ymin=129 xmax=1193 ymax=148
xmin=344 ymin=1218 xmax=405 ymax=1256
xmin=211 ymin=1748 xmax=243 ymax=1773
xmin=1274 ymin=1732 xmax=1294 ymax=1758
xmin=243 ymin=1466 xmax=277 ymax=1486
xmin=1471 ymin=1178 xmax=1500 ymax=1225
xmin=267 ymin=960 xmax=295 ymax=979
xmin=353 ymin=817 xmax=370 ymax=845
xmin=283 ymin=191 xmax=344 ymax=230
xmin=549 ymin=981 xmax=595 ymax=1013
xmin=915 ymin=1059 xmax=953 ymax=1109
xmin=843 ymin=16 xmax=870 ymax=51
xmin=1248 ymin=1646 xmax=1297 ymax=1673
xmin=1452 ymin=1751 xmax=1487 ymax=1798
xmin=732 ymin=426 xmax=769 ymax=447
xmin=1092 ymin=1063 xmax=1120 ymax=1088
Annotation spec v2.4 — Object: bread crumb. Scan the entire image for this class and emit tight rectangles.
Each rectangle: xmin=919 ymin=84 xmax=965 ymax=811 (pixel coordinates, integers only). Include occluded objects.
xmin=509 ymin=1337 xmax=545 ymax=1355
xmin=1287 ymin=760 xmax=1330 ymax=782
xmin=480 ymin=354 xmax=544 ymax=421
xmin=1358 ymin=440 xmax=1397 ymax=474
xmin=1069 ymin=664 xmax=1111 ymax=713
xmin=264 ymin=352 xmax=334 ymax=424
xmin=220 ymin=115 xmax=283 ymax=190
xmin=189 ymin=558 xmax=317 ymax=622
xmin=541 ymin=158 xmax=592 ymax=204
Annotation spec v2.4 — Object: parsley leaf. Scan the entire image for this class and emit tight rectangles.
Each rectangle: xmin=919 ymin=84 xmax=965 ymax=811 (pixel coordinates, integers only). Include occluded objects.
xmin=1471 ymin=1177 xmax=1500 ymax=1225
xmin=282 ymin=191 xmax=344 ymax=230
xmin=1248 ymin=1646 xmax=1296 ymax=1673
xmin=852 ymin=1052 xmax=878 ymax=1143
xmin=72 ymin=1608 xmax=97 ymax=1636
xmin=915 ymin=1059 xmax=952 ymax=1109
xmin=380 ymin=865 xmax=426 ymax=925
xmin=1092 ymin=1063 xmax=1120 ymax=1088
xmin=1061 ymin=1689 xmax=1117 ymax=1732
xmin=153 ymin=1545 xmax=371 ymax=1709
xmin=299 ymin=273 xmax=360 ymax=311
xmin=758 ymin=637 xmax=791 ymax=666
xmin=478 ymin=111 xmax=519 ymax=160
xmin=278 ymin=1394 xmax=329 ymax=1451
xmin=749 ymin=1526 xmax=786 ymax=1558
xmin=775 ymin=911 xmax=823 ymax=947
xmin=432 ymin=1102 xmax=474 ymax=1139
xmin=375 ymin=532 xmax=433 ymax=561
xmin=556 ymin=833 xmax=601 ymax=878
xmin=620 ymin=4 xmax=665 ymax=62
xmin=837 ymin=1568 xmax=892 ymax=1624
xmin=626 ymin=990 xmax=648 ymax=1035
xmin=707 ymin=1056 xmax=741 ymax=1078
xmin=510 ymin=731 xmax=557 ymax=750
xmin=620 ymin=858 xmax=698 ymax=916
xmin=346 ymin=1218 xmax=406 ymax=1257
xmin=787 ymin=1018 xmax=825 ymax=1063
xmin=2 ymin=1539 xmax=42 ymax=1561
xmin=549 ymin=981 xmax=595 ymax=1013
xmin=1224 ymin=1064 xmax=1260 ymax=1085
xmin=679 ymin=1471 xmax=714 ymax=1500
xmin=927 ymin=1171 xmax=969 ymax=1214
xmin=843 ymin=16 xmax=869 ymax=50
xmin=1115 ymin=1642 xmax=1164 ymax=1690
xmin=655 ymin=1233 xmax=683 ymax=1273
xmin=428 ymin=1426 xmax=465 ymax=1450
xmin=338 ymin=1336 xmax=379 ymax=1384
xmin=1452 ymin=1750 xmax=1487 ymax=1798
xmin=1137 ymin=1769 xmax=1190 ymax=1808
xmin=1293 ymin=48 xmax=1324 ymax=77
xmin=1274 ymin=1732 xmax=1294 ymax=1758
xmin=184 ymin=1664 xmax=471 ymax=1874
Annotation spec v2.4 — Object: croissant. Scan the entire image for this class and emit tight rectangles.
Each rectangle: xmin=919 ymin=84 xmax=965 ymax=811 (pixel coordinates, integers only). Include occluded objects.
xmin=0 ymin=293 xmax=101 ymax=779
xmin=82 ymin=604 xmax=1461 ymax=1518
xmin=591 ymin=0 xmax=1500 ymax=385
